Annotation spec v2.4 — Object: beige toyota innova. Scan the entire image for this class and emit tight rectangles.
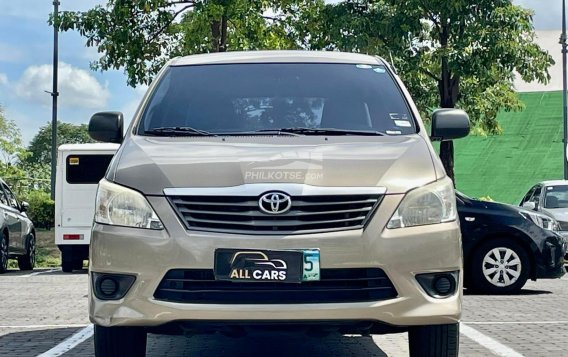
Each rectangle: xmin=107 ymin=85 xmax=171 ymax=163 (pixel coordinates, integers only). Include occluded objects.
xmin=88 ymin=51 xmax=469 ymax=356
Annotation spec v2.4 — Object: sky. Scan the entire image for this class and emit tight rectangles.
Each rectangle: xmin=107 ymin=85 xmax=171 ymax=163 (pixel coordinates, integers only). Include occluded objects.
xmin=0 ymin=0 xmax=562 ymax=144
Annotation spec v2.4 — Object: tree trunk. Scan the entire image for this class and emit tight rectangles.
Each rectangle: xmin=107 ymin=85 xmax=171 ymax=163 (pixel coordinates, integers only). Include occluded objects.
xmin=211 ymin=20 xmax=221 ymax=52
xmin=219 ymin=15 xmax=228 ymax=52
xmin=437 ymin=19 xmax=460 ymax=186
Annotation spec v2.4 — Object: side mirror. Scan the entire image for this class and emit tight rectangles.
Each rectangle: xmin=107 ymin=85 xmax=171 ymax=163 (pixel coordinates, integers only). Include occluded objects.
xmin=21 ymin=201 xmax=29 ymax=212
xmin=430 ymin=109 xmax=470 ymax=141
xmin=522 ymin=201 xmax=537 ymax=211
xmin=88 ymin=112 xmax=124 ymax=143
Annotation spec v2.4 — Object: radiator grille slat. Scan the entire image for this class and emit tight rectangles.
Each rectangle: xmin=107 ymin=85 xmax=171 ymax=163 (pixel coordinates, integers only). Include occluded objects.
xmin=168 ymin=194 xmax=382 ymax=234
xmin=154 ymin=268 xmax=398 ymax=304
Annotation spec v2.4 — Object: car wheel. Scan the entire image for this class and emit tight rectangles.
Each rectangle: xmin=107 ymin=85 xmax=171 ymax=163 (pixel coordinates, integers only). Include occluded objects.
xmin=470 ymin=238 xmax=530 ymax=294
xmin=0 ymin=233 xmax=8 ymax=274
xmin=17 ymin=233 xmax=36 ymax=271
xmin=408 ymin=323 xmax=459 ymax=357
xmin=94 ymin=325 xmax=147 ymax=357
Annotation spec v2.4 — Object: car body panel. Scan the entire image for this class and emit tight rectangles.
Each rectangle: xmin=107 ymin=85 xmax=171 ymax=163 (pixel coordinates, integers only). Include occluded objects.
xmin=89 ymin=51 xmax=464 ymax=334
xmin=113 ymin=135 xmax=436 ymax=196
xmin=0 ymin=179 xmax=34 ymax=256
xmin=458 ymin=193 xmax=566 ymax=281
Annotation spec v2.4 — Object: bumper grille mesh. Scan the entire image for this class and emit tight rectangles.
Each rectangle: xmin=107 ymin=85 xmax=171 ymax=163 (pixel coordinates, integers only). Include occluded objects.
xmin=154 ymin=268 xmax=397 ymax=304
xmin=168 ymin=194 xmax=382 ymax=234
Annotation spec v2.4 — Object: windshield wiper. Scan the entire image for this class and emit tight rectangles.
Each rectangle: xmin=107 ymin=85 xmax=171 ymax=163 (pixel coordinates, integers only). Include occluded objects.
xmin=256 ymin=127 xmax=385 ymax=136
xmin=144 ymin=127 xmax=217 ymax=137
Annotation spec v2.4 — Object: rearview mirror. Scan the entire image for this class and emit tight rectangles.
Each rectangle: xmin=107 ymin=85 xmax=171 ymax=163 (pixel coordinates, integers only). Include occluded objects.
xmin=430 ymin=109 xmax=470 ymax=141
xmin=20 ymin=201 xmax=29 ymax=212
xmin=88 ymin=111 xmax=124 ymax=143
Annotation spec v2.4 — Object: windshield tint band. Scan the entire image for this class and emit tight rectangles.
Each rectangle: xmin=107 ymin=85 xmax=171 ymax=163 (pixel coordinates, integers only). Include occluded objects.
xmin=136 ymin=63 xmax=417 ymax=136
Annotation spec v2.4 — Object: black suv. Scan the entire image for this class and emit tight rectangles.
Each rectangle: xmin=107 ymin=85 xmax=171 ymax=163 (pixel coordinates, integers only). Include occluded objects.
xmin=0 ymin=178 xmax=36 ymax=273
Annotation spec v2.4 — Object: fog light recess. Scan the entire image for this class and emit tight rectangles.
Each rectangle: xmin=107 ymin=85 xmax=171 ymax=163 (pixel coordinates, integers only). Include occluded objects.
xmin=99 ymin=278 xmax=118 ymax=296
xmin=416 ymin=271 xmax=458 ymax=299
xmin=93 ymin=273 xmax=136 ymax=300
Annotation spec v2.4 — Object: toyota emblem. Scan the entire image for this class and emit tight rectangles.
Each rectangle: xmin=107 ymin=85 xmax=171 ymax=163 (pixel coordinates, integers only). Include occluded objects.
xmin=259 ymin=192 xmax=292 ymax=215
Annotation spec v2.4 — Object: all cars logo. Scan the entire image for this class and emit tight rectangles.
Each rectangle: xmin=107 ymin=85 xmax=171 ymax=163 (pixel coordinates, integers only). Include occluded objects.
xmin=229 ymin=251 xmax=287 ymax=281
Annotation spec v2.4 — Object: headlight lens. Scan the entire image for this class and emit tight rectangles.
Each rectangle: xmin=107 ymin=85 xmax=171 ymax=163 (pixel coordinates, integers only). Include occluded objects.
xmin=519 ymin=211 xmax=558 ymax=231
xmin=95 ymin=179 xmax=164 ymax=230
xmin=387 ymin=178 xmax=456 ymax=229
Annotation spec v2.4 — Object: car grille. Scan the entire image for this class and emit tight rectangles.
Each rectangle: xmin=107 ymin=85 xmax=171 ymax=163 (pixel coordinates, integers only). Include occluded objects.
xmin=168 ymin=194 xmax=382 ymax=234
xmin=154 ymin=268 xmax=398 ymax=304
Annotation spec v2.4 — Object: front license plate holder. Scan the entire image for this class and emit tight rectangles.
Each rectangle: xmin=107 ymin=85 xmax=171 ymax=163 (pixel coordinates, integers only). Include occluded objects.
xmin=214 ymin=249 xmax=320 ymax=283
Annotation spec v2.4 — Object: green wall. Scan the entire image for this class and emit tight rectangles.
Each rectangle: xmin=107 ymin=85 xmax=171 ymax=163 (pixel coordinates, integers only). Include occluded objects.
xmin=453 ymin=91 xmax=564 ymax=204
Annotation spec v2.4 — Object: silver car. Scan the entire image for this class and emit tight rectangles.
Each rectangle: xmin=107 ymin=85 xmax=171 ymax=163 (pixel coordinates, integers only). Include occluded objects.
xmin=0 ymin=178 xmax=36 ymax=273
xmin=87 ymin=51 xmax=470 ymax=357
xmin=520 ymin=180 xmax=568 ymax=233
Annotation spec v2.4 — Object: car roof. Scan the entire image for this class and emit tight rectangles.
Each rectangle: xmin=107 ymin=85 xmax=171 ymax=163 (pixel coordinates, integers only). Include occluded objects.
xmin=170 ymin=50 xmax=385 ymax=66
xmin=538 ymin=180 xmax=568 ymax=186
xmin=58 ymin=143 xmax=120 ymax=152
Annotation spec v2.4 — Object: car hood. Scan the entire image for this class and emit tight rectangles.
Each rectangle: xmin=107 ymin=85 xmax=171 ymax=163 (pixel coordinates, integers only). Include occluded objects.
xmin=466 ymin=199 xmax=524 ymax=216
xmin=540 ymin=208 xmax=568 ymax=222
xmin=111 ymin=135 xmax=438 ymax=195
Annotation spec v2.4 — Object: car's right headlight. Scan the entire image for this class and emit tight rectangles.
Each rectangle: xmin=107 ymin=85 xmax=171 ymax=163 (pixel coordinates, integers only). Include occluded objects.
xmin=387 ymin=177 xmax=457 ymax=229
xmin=95 ymin=179 xmax=164 ymax=230
xmin=519 ymin=211 xmax=559 ymax=232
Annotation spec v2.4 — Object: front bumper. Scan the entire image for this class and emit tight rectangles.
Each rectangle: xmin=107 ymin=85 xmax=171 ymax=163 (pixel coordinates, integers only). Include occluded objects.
xmin=89 ymin=194 xmax=462 ymax=330
xmin=534 ymin=232 xmax=566 ymax=279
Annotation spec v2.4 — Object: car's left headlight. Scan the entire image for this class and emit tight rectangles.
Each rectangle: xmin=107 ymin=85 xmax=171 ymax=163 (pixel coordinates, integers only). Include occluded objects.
xmin=519 ymin=211 xmax=559 ymax=232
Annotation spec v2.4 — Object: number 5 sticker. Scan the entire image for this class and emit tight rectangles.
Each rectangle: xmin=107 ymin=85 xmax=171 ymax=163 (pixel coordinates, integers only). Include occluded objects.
xmin=302 ymin=249 xmax=320 ymax=281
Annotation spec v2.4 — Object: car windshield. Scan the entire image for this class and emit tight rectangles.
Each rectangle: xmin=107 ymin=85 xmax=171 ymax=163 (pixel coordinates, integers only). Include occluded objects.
xmin=543 ymin=185 xmax=568 ymax=209
xmin=137 ymin=63 xmax=416 ymax=136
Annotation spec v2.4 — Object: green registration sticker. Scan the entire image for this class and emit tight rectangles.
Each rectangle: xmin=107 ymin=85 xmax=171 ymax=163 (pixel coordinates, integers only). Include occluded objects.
xmin=302 ymin=249 xmax=320 ymax=281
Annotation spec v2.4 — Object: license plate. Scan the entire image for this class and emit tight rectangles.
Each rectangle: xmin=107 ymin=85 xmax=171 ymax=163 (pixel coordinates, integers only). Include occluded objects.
xmin=215 ymin=249 xmax=320 ymax=283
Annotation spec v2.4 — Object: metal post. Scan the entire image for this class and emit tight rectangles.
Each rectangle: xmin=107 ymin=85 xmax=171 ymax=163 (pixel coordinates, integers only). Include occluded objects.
xmin=50 ymin=0 xmax=60 ymax=200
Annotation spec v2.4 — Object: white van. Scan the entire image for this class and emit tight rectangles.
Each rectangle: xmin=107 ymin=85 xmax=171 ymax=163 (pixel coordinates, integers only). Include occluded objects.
xmin=55 ymin=143 xmax=118 ymax=272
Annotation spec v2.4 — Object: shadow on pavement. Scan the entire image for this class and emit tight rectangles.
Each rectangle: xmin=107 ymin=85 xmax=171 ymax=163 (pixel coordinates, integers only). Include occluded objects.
xmin=69 ymin=330 xmax=391 ymax=357
xmin=0 ymin=327 xmax=81 ymax=356
xmin=464 ymin=288 xmax=552 ymax=296
xmin=0 ymin=268 xmax=88 ymax=277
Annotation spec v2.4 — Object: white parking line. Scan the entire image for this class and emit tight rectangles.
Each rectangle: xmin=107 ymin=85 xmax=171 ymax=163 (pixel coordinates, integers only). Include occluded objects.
xmin=36 ymin=324 xmax=94 ymax=357
xmin=19 ymin=269 xmax=60 ymax=277
xmin=0 ymin=324 xmax=88 ymax=329
xmin=466 ymin=320 xmax=568 ymax=325
xmin=461 ymin=323 xmax=524 ymax=357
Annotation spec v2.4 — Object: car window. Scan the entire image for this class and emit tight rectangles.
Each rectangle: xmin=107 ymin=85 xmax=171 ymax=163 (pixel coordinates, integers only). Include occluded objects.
xmin=137 ymin=63 xmax=416 ymax=135
xmin=544 ymin=185 xmax=568 ymax=209
xmin=66 ymin=154 xmax=114 ymax=184
xmin=520 ymin=186 xmax=536 ymax=205
xmin=0 ymin=185 xmax=8 ymax=206
xmin=1 ymin=183 xmax=18 ymax=209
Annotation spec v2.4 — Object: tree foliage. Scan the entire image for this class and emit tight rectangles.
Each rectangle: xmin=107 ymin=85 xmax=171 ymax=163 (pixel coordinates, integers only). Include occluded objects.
xmin=0 ymin=106 xmax=29 ymax=194
xmin=25 ymin=121 xmax=92 ymax=166
xmin=53 ymin=0 xmax=324 ymax=87
xmin=317 ymin=0 xmax=553 ymax=181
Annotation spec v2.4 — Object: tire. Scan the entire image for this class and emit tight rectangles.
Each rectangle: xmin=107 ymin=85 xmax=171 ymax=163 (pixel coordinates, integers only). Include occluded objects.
xmin=408 ymin=323 xmax=459 ymax=357
xmin=94 ymin=325 xmax=147 ymax=357
xmin=0 ymin=233 xmax=8 ymax=274
xmin=470 ymin=238 xmax=530 ymax=294
xmin=18 ymin=233 xmax=36 ymax=271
